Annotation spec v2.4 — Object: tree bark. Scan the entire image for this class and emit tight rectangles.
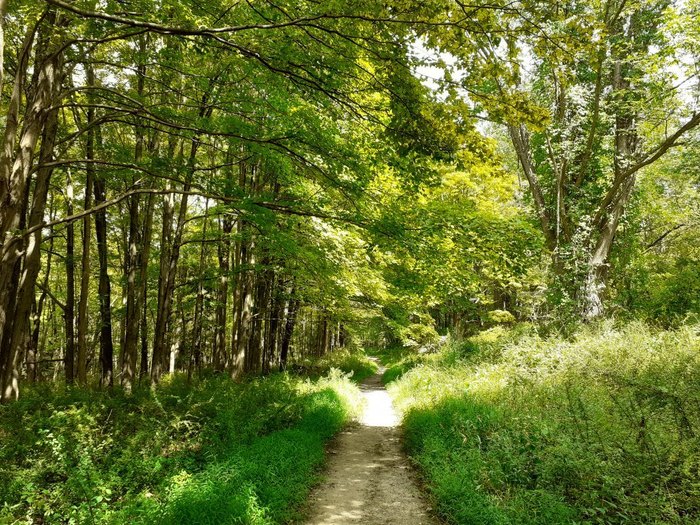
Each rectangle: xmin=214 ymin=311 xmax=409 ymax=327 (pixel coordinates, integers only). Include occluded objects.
xmin=279 ymin=290 xmax=298 ymax=371
xmin=77 ymin=160 xmax=92 ymax=385
xmin=214 ymin=215 xmax=233 ymax=371
xmin=0 ymin=15 xmax=62 ymax=401
xmin=121 ymin=35 xmax=147 ymax=392
xmin=265 ymin=276 xmax=283 ymax=374
xmin=151 ymin=177 xmax=175 ymax=382
xmin=152 ymin=133 xmax=201 ymax=382
xmin=192 ymin=199 xmax=210 ymax=375
xmin=64 ymin=173 xmax=76 ymax=384
xmin=0 ymin=0 xmax=6 ymax=92
xmin=94 ymin=174 xmax=115 ymax=388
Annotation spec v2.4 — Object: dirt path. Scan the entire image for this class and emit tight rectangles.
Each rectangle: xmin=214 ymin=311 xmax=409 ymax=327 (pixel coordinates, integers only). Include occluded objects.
xmin=303 ymin=364 xmax=439 ymax=525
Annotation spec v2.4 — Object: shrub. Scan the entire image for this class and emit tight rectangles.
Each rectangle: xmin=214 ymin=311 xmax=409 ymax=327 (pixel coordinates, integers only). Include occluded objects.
xmin=390 ymin=322 xmax=700 ymax=524
xmin=0 ymin=371 xmax=361 ymax=524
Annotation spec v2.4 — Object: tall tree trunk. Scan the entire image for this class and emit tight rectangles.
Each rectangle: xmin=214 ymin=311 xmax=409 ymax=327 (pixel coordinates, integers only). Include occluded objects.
xmin=233 ymin=235 xmax=253 ymax=377
xmin=151 ymin=179 xmax=175 ymax=382
xmin=121 ymin=186 xmax=140 ymax=391
xmin=152 ymin=133 xmax=201 ymax=382
xmin=583 ymin=176 xmax=636 ymax=320
xmin=192 ymin=199 xmax=210 ymax=374
xmin=140 ymin=300 xmax=149 ymax=380
xmin=77 ymin=60 xmax=97 ymax=385
xmin=121 ymin=35 xmax=147 ymax=392
xmin=279 ymin=292 xmax=299 ymax=371
xmin=230 ymin=161 xmax=249 ymax=378
xmin=247 ymin=267 xmax=269 ymax=374
xmin=0 ymin=17 xmax=62 ymax=401
xmin=77 ymin=150 xmax=93 ymax=385
xmin=583 ymin=18 xmax=639 ymax=320
xmin=29 ymin=205 xmax=54 ymax=383
xmin=94 ymin=175 xmax=114 ymax=388
xmin=0 ymin=0 xmax=6 ymax=92
xmin=137 ymin=192 xmax=154 ymax=381
xmin=266 ymin=277 xmax=283 ymax=373
xmin=214 ymin=216 xmax=233 ymax=372
xmin=7 ymin=104 xmax=58 ymax=382
xmin=64 ymin=173 xmax=75 ymax=384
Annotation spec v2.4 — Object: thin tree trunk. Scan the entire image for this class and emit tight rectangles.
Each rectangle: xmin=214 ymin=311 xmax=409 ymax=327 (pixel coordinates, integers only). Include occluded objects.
xmin=151 ymin=178 xmax=175 ymax=382
xmin=140 ymin=303 xmax=149 ymax=380
xmin=77 ymin=157 xmax=92 ymax=385
xmin=214 ymin=216 xmax=233 ymax=372
xmin=265 ymin=276 xmax=283 ymax=374
xmin=121 ymin=35 xmax=147 ymax=392
xmin=137 ymin=192 xmax=154 ymax=381
xmin=152 ymin=138 xmax=198 ymax=382
xmin=94 ymin=175 xmax=115 ymax=388
xmin=0 ymin=0 xmax=6 ymax=92
xmin=64 ymin=172 xmax=76 ymax=384
xmin=192 ymin=199 xmax=210 ymax=374
xmin=230 ymin=162 xmax=249 ymax=378
xmin=279 ymin=293 xmax=299 ymax=371
xmin=233 ymin=240 xmax=253 ymax=377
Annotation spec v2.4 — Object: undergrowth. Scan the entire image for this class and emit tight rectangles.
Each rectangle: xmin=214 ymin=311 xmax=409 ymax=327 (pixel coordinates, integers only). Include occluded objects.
xmin=294 ymin=348 xmax=378 ymax=383
xmin=387 ymin=322 xmax=700 ymax=524
xmin=0 ymin=369 xmax=361 ymax=524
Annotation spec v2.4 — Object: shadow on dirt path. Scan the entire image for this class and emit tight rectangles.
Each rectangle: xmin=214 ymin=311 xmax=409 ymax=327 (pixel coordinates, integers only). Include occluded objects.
xmin=303 ymin=361 xmax=440 ymax=525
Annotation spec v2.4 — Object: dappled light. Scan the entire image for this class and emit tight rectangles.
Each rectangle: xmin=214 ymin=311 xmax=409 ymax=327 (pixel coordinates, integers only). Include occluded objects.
xmin=1 ymin=0 xmax=699 ymax=522
xmin=305 ymin=368 xmax=437 ymax=525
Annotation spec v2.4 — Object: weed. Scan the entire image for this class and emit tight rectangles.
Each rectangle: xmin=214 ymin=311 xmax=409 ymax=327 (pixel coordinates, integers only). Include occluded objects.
xmin=0 ymin=371 xmax=361 ymax=524
xmin=390 ymin=322 xmax=700 ymax=524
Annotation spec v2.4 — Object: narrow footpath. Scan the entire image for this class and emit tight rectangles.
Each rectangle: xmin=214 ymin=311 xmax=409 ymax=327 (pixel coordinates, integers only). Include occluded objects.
xmin=304 ymin=363 xmax=439 ymax=525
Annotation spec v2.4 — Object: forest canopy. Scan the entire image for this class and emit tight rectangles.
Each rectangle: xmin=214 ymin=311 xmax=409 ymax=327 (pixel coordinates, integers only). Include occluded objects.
xmin=0 ymin=0 xmax=698 ymax=399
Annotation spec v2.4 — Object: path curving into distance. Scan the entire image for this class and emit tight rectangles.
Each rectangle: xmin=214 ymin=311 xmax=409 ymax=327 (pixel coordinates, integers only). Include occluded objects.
xmin=304 ymin=362 xmax=440 ymax=525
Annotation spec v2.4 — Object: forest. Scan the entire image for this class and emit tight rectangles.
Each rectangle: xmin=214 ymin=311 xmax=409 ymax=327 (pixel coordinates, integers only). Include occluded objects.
xmin=0 ymin=0 xmax=699 ymax=523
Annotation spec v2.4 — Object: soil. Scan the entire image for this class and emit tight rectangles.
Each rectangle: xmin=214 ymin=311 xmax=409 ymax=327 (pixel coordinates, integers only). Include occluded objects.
xmin=303 ymin=363 xmax=440 ymax=525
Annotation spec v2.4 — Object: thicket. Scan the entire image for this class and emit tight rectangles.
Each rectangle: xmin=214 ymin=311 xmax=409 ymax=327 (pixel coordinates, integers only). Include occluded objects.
xmin=0 ymin=367 xmax=363 ymax=524
xmin=387 ymin=323 xmax=700 ymax=524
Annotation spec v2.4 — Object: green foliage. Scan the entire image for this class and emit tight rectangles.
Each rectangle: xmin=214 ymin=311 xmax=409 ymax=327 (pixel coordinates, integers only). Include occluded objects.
xmin=312 ymin=349 xmax=379 ymax=383
xmin=390 ymin=323 xmax=700 ymax=524
xmin=0 ymin=372 xmax=361 ymax=524
xmin=611 ymin=141 xmax=700 ymax=324
xmin=482 ymin=309 xmax=516 ymax=325
xmin=381 ymin=351 xmax=426 ymax=385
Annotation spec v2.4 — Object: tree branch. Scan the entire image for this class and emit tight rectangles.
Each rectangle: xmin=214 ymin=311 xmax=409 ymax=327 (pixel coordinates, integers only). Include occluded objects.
xmin=645 ymin=223 xmax=687 ymax=252
xmin=509 ymin=124 xmax=555 ymax=249
xmin=622 ymin=113 xmax=700 ymax=178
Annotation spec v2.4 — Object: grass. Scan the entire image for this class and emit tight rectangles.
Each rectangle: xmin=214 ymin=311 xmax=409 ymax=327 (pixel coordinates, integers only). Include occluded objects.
xmin=0 ymin=369 xmax=362 ymax=524
xmin=293 ymin=347 xmax=379 ymax=383
xmin=386 ymin=322 xmax=700 ymax=525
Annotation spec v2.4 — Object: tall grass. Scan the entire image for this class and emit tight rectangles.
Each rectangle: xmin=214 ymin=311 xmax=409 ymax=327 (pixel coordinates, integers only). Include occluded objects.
xmin=389 ymin=322 xmax=700 ymax=524
xmin=0 ymin=370 xmax=362 ymax=524
xmin=293 ymin=348 xmax=379 ymax=383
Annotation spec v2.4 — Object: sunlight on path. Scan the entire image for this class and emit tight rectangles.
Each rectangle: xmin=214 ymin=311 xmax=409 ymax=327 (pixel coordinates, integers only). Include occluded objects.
xmin=304 ymin=361 xmax=439 ymax=525
xmin=360 ymin=388 xmax=400 ymax=427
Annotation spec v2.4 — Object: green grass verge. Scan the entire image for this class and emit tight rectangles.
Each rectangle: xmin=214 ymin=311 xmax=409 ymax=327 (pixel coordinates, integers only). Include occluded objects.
xmin=0 ymin=370 xmax=361 ymax=524
xmin=389 ymin=322 xmax=700 ymax=525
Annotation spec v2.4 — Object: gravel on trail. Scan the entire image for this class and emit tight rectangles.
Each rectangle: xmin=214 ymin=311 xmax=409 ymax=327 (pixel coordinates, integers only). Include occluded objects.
xmin=303 ymin=364 xmax=440 ymax=525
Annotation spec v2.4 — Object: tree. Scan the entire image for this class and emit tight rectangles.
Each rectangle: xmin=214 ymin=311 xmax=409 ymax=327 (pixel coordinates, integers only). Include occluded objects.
xmin=428 ymin=0 xmax=700 ymax=318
